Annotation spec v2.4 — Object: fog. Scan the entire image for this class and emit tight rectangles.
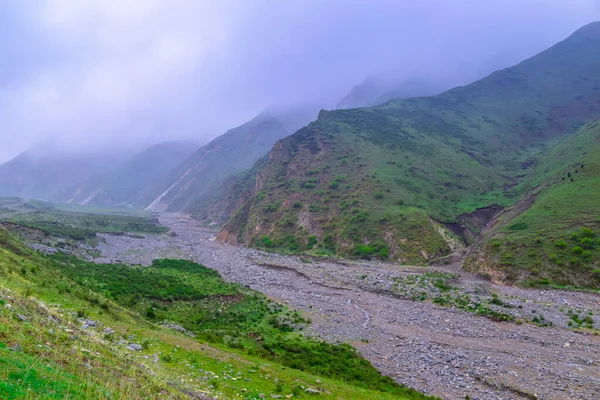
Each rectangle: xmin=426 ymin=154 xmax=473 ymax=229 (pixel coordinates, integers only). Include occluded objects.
xmin=1 ymin=0 xmax=599 ymax=163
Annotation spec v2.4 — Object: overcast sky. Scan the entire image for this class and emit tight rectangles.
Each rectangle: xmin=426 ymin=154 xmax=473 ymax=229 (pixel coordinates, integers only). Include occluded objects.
xmin=1 ymin=0 xmax=599 ymax=162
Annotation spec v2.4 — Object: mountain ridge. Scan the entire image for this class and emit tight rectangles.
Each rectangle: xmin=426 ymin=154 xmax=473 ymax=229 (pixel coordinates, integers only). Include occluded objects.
xmin=216 ymin=22 xmax=600 ymax=287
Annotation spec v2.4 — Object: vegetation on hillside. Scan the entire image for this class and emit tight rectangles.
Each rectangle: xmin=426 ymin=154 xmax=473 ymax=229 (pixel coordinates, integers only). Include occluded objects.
xmin=466 ymin=121 xmax=600 ymax=288
xmin=219 ymin=22 xmax=600 ymax=284
xmin=0 ymin=197 xmax=166 ymax=240
xmin=0 ymin=225 xmax=431 ymax=399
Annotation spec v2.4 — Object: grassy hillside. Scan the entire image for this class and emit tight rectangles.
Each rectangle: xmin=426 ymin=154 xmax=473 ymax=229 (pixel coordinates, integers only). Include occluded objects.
xmin=465 ymin=120 xmax=600 ymax=287
xmin=0 ymin=225 xmax=430 ymax=399
xmin=0 ymin=197 xmax=165 ymax=240
xmin=55 ymin=140 xmax=198 ymax=208
xmin=218 ymin=22 xmax=600 ymax=270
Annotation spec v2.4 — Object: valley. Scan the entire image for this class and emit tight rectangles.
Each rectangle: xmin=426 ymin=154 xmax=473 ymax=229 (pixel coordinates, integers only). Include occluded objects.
xmin=3 ymin=16 xmax=600 ymax=400
xmin=89 ymin=214 xmax=600 ymax=399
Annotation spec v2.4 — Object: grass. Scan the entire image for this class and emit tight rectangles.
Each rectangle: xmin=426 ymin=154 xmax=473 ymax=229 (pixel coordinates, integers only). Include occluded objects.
xmin=0 ymin=225 xmax=432 ymax=399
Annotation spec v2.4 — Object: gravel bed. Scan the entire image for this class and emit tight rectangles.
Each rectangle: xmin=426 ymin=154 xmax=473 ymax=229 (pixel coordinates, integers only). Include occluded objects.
xmin=91 ymin=213 xmax=600 ymax=400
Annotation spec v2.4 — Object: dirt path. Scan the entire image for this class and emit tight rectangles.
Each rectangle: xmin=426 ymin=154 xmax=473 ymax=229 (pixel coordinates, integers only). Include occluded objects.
xmin=94 ymin=214 xmax=600 ymax=400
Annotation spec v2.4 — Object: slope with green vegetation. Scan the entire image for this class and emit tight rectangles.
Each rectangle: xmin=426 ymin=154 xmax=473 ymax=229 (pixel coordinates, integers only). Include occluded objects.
xmin=0 ymin=197 xmax=165 ymax=240
xmin=55 ymin=140 xmax=198 ymax=208
xmin=465 ymin=120 xmax=600 ymax=287
xmin=218 ymin=22 xmax=600 ymax=275
xmin=0 ymin=224 xmax=430 ymax=399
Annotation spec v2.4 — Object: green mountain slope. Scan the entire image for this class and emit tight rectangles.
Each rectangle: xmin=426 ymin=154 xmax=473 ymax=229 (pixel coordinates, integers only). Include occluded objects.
xmin=146 ymin=106 xmax=320 ymax=217
xmin=55 ymin=140 xmax=198 ymax=207
xmin=0 ymin=224 xmax=429 ymax=399
xmin=218 ymin=22 xmax=600 ymax=271
xmin=465 ymin=119 xmax=600 ymax=287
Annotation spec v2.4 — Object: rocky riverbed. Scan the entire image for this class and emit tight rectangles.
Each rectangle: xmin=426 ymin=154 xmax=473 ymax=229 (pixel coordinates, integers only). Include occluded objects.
xmin=92 ymin=213 xmax=600 ymax=400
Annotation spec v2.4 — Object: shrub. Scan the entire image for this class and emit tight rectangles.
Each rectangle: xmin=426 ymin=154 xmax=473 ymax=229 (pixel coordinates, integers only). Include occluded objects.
xmin=582 ymin=250 xmax=593 ymax=262
xmin=572 ymin=246 xmax=583 ymax=254
xmin=571 ymin=233 xmax=580 ymax=241
xmin=555 ymin=240 xmax=567 ymax=248
xmin=306 ymin=236 xmax=318 ymax=249
xmin=509 ymin=222 xmax=528 ymax=231
xmin=292 ymin=202 xmax=302 ymax=209
xmin=580 ymin=227 xmax=596 ymax=238
xmin=580 ymin=237 xmax=596 ymax=249
xmin=329 ymin=181 xmax=339 ymax=189
xmin=352 ymin=242 xmax=389 ymax=259
xmin=373 ymin=190 xmax=383 ymax=199
xmin=145 ymin=307 xmax=156 ymax=320
xmin=258 ymin=236 xmax=275 ymax=248
xmin=263 ymin=203 xmax=280 ymax=213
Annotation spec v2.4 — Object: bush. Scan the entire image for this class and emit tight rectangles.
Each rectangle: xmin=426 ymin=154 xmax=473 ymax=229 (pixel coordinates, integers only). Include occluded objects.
xmin=572 ymin=246 xmax=583 ymax=255
xmin=582 ymin=250 xmax=593 ymax=262
xmin=258 ymin=236 xmax=275 ymax=248
xmin=352 ymin=243 xmax=389 ymax=259
xmin=581 ymin=227 xmax=596 ymax=238
xmin=580 ymin=237 xmax=596 ymax=249
xmin=509 ymin=222 xmax=528 ymax=231
xmin=373 ymin=190 xmax=383 ymax=199
xmin=555 ymin=239 xmax=567 ymax=248
xmin=145 ymin=307 xmax=156 ymax=320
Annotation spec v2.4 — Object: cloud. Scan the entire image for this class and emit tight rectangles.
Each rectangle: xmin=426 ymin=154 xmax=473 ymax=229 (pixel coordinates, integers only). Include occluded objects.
xmin=1 ymin=0 xmax=600 ymax=162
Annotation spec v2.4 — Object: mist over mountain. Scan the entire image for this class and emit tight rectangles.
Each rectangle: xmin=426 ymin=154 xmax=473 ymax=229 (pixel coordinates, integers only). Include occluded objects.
xmin=2 ymin=1 xmax=599 ymax=163
xmin=337 ymin=75 xmax=448 ymax=109
xmin=0 ymin=142 xmax=134 ymax=201
xmin=55 ymin=140 xmax=199 ymax=207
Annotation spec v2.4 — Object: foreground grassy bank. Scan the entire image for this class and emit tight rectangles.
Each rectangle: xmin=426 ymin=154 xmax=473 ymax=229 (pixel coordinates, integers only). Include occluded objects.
xmin=0 ymin=225 xmax=432 ymax=399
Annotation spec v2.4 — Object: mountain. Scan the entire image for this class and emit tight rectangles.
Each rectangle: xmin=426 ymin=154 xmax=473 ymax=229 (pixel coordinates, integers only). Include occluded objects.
xmin=337 ymin=75 xmax=446 ymax=109
xmin=56 ymin=140 xmax=198 ymax=207
xmin=218 ymin=22 xmax=600 ymax=288
xmin=0 ymin=142 xmax=131 ymax=201
xmin=146 ymin=105 xmax=321 ymax=216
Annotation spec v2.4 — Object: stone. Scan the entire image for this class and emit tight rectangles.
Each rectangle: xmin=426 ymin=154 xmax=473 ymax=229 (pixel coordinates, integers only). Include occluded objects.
xmin=127 ymin=343 xmax=143 ymax=351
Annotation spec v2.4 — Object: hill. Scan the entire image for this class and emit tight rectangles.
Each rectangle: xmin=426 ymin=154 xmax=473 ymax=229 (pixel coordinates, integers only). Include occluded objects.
xmin=0 ymin=142 xmax=131 ymax=201
xmin=464 ymin=119 xmax=600 ymax=287
xmin=55 ymin=140 xmax=198 ymax=207
xmin=146 ymin=106 xmax=320 ymax=217
xmin=217 ymin=22 xmax=600 ymax=287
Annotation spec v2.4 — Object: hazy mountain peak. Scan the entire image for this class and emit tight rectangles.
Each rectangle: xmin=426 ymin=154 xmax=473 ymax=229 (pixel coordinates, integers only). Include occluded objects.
xmin=570 ymin=20 xmax=600 ymax=40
